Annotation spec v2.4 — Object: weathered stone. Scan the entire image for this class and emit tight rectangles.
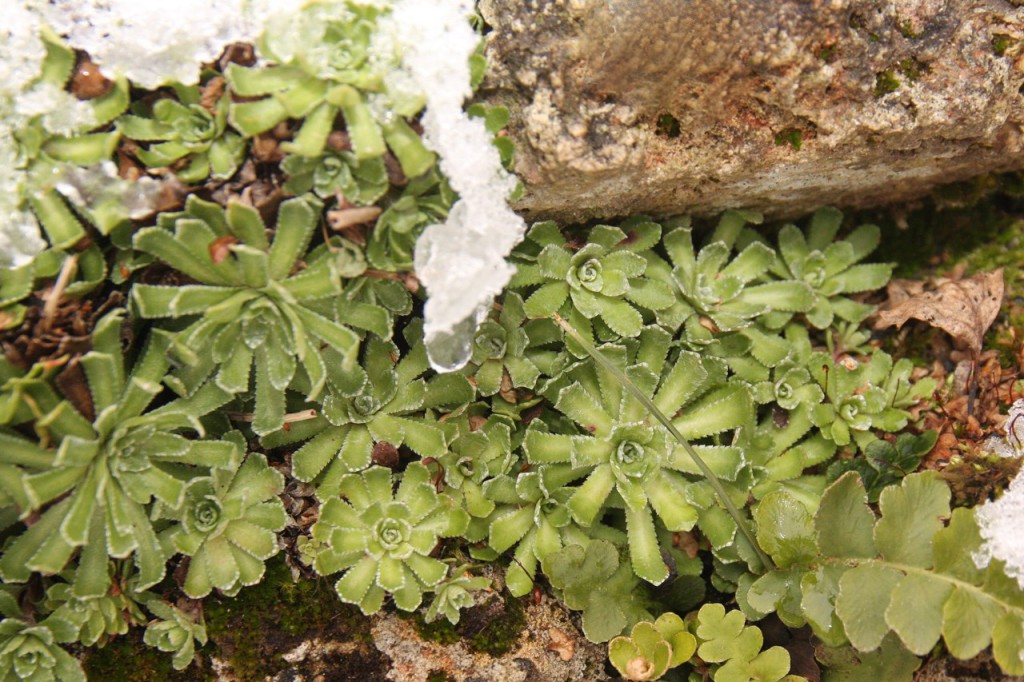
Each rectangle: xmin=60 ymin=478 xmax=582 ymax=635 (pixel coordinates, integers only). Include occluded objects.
xmin=369 ymin=593 xmax=611 ymax=682
xmin=480 ymin=0 xmax=1024 ymax=222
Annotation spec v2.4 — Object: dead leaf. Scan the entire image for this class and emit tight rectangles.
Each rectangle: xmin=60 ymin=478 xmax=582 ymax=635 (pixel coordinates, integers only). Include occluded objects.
xmin=209 ymin=235 xmax=239 ymax=264
xmin=199 ymin=77 xmax=225 ymax=114
xmin=673 ymin=531 xmax=700 ymax=559
xmin=71 ymin=56 xmax=113 ymax=100
xmin=874 ymin=268 xmax=1004 ymax=354
xmin=371 ymin=441 xmax=400 ymax=469
xmin=547 ymin=628 xmax=574 ymax=661
xmin=499 ymin=369 xmax=517 ymax=403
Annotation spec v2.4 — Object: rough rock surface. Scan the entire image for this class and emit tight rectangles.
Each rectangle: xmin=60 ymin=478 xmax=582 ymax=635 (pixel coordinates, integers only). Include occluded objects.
xmin=187 ymin=562 xmax=609 ymax=682
xmin=369 ymin=592 xmax=611 ymax=682
xmin=479 ymin=0 xmax=1024 ymax=223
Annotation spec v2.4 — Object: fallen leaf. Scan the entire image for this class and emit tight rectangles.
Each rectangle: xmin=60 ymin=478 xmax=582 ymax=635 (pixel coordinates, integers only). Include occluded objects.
xmin=547 ymin=628 xmax=574 ymax=661
xmin=874 ymin=268 xmax=1004 ymax=354
xmin=673 ymin=531 xmax=700 ymax=559
xmin=208 ymin=235 xmax=239 ymax=264
xmin=371 ymin=441 xmax=400 ymax=469
xmin=199 ymin=76 xmax=226 ymax=114
xmin=71 ymin=56 xmax=113 ymax=100
xmin=499 ymin=368 xmax=517 ymax=403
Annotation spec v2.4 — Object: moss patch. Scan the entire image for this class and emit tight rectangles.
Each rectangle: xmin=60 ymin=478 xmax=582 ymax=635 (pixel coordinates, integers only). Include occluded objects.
xmin=407 ymin=592 xmax=527 ymax=657
xmin=82 ymin=629 xmax=211 ymax=681
xmin=993 ymin=34 xmax=1013 ymax=56
xmin=655 ymin=113 xmax=681 ymax=138
xmin=869 ymin=173 xmax=1024 ymax=279
xmin=897 ymin=57 xmax=928 ymax=83
xmin=773 ymin=128 xmax=803 ymax=151
xmin=203 ymin=556 xmax=389 ymax=681
xmin=874 ymin=70 xmax=900 ymax=97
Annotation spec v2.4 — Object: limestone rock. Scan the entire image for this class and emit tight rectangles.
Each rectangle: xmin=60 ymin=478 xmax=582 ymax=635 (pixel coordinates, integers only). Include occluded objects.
xmin=480 ymin=0 xmax=1024 ymax=222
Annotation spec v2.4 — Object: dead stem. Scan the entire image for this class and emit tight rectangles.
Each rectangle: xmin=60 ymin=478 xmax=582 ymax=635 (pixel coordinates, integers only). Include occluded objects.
xmin=226 ymin=408 xmax=318 ymax=423
xmin=40 ymin=254 xmax=79 ymax=333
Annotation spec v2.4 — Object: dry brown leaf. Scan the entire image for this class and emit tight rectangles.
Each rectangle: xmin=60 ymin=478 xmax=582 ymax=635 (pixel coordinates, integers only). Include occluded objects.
xmin=208 ymin=235 xmax=239 ymax=264
xmin=874 ymin=268 xmax=1004 ymax=354
xmin=673 ymin=531 xmax=700 ymax=559
xmin=547 ymin=628 xmax=575 ymax=661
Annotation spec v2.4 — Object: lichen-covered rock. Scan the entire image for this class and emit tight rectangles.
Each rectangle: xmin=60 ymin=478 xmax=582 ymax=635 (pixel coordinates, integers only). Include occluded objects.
xmin=368 ymin=590 xmax=611 ymax=682
xmin=480 ymin=0 xmax=1024 ymax=222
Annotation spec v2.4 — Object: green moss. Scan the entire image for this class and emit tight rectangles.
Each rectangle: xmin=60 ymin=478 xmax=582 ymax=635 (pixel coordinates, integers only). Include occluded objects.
xmin=874 ymin=70 xmax=900 ymax=97
xmin=655 ymin=113 xmax=681 ymax=138
xmin=817 ymin=44 xmax=837 ymax=62
xmin=468 ymin=596 xmax=526 ymax=656
xmin=942 ymin=450 xmax=1022 ymax=509
xmin=83 ymin=630 xmax=210 ymax=681
xmin=204 ymin=556 xmax=374 ymax=680
xmin=427 ymin=672 xmax=449 ymax=682
xmin=993 ymin=34 xmax=1013 ymax=56
xmin=896 ymin=18 xmax=922 ymax=39
xmin=898 ymin=57 xmax=928 ymax=83
xmin=408 ymin=611 xmax=462 ymax=646
xmin=773 ymin=128 xmax=803 ymax=151
xmin=870 ymin=172 xmax=1024 ymax=278
xmin=407 ymin=592 xmax=526 ymax=657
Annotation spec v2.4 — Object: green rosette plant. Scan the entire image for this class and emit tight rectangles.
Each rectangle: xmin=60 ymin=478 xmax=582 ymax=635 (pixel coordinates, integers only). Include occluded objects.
xmin=310 ymin=463 xmax=469 ymax=614
xmin=0 ymin=310 xmax=236 ymax=596
xmin=366 ymin=168 xmax=455 ymax=271
xmin=663 ymin=212 xmax=814 ymax=340
xmin=423 ymin=565 xmax=491 ymax=625
xmin=768 ymin=207 xmax=893 ymax=329
xmin=118 ymin=81 xmax=246 ymax=183
xmin=142 ymin=600 xmax=208 ymax=671
xmin=42 ymin=581 xmax=147 ymax=647
xmin=741 ymin=324 xmax=837 ymax=495
xmin=525 ymin=326 xmax=753 ymax=584
xmin=469 ymin=292 xmax=541 ymax=396
xmin=156 ymin=447 xmax=287 ymax=598
xmin=435 ymin=415 xmax=516 ymax=522
xmin=281 ymin=148 xmax=388 ymax=204
xmin=225 ymin=1 xmax=434 ymax=176
xmin=511 ymin=221 xmax=676 ymax=338
xmin=265 ymin=332 xmax=449 ymax=497
xmin=0 ymin=621 xmax=84 ymax=682
xmin=132 ymin=194 xmax=359 ymax=435
xmin=334 ymin=268 xmax=413 ymax=339
xmin=749 ymin=325 xmax=823 ymax=410
xmin=483 ymin=464 xmax=602 ymax=597
xmin=608 ymin=613 xmax=696 ymax=681
xmin=0 ymin=591 xmax=84 ymax=682
xmin=809 ymin=350 xmax=934 ymax=449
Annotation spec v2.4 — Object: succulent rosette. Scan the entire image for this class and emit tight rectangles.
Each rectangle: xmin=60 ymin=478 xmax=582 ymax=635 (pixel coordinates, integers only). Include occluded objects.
xmin=310 ymin=463 xmax=469 ymax=614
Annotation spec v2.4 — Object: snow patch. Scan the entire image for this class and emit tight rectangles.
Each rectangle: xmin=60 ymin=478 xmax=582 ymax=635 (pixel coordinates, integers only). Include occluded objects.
xmin=1 ymin=2 xmax=52 ymax=267
xmin=388 ymin=0 xmax=527 ymax=371
xmin=56 ymin=161 xmax=164 ymax=221
xmin=40 ymin=0 xmax=292 ymax=90
xmin=973 ymin=399 xmax=1024 ymax=590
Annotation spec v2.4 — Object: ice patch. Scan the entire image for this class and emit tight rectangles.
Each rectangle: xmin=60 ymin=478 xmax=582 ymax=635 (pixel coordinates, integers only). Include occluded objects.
xmin=388 ymin=0 xmax=526 ymax=371
xmin=40 ymin=0 xmax=291 ymax=89
xmin=973 ymin=400 xmax=1024 ymax=589
xmin=974 ymin=472 xmax=1024 ymax=589
xmin=56 ymin=161 xmax=164 ymax=221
